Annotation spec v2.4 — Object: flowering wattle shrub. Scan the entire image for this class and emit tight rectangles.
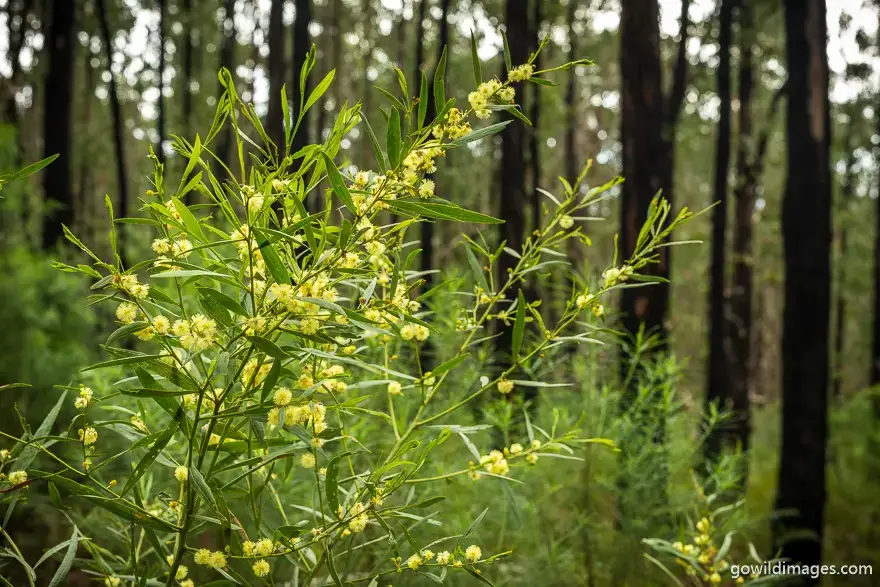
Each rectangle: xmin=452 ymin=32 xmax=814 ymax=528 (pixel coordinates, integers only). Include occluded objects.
xmin=0 ymin=37 xmax=689 ymax=586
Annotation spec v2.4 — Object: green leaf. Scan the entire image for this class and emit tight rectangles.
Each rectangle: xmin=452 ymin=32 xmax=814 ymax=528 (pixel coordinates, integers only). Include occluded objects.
xmin=511 ymin=290 xmax=526 ymax=362
xmin=325 ymin=545 xmax=344 ymax=587
xmin=466 ymin=568 xmax=497 ymax=586
xmin=470 ymin=31 xmax=482 ymax=85
xmin=281 ymin=84 xmax=292 ymax=148
xmin=361 ymin=114 xmax=388 ymax=170
xmin=408 ymin=496 xmax=446 ymax=509
xmin=449 ymin=120 xmax=513 ymax=147
xmin=172 ymin=198 xmax=205 ymax=242
xmin=82 ymin=354 xmax=166 ymax=372
xmin=465 ymin=246 xmax=490 ymax=292
xmin=4 ymin=154 xmax=58 ymax=182
xmin=433 ymin=46 xmax=447 ymax=110
xmin=417 ymin=71 xmax=429 ymax=129
xmin=189 ymin=466 xmax=222 ymax=519
xmin=304 ymin=69 xmax=335 ymax=114
xmin=47 ymin=525 xmax=78 ymax=587
xmin=489 ymin=103 xmax=532 ymax=126
xmin=247 ymin=335 xmax=286 ymax=359
xmin=199 ymin=291 xmax=233 ymax=328
xmin=120 ymin=412 xmax=181 ymax=497
xmin=325 ymin=451 xmax=355 ymax=518
xmin=431 ymin=354 xmax=469 ymax=377
xmin=501 ymin=31 xmax=512 ymax=71
xmin=457 ymin=507 xmax=488 ymax=550
xmin=319 ymin=152 xmax=356 ymax=212
xmin=388 ymin=200 xmax=503 ymax=224
xmin=387 ymin=107 xmax=402 ymax=168
xmin=198 ymin=288 xmax=247 ymax=316
xmin=16 ymin=391 xmax=67 ymax=471
xmin=260 ymin=360 xmax=282 ymax=403
xmin=258 ymin=238 xmax=290 ymax=284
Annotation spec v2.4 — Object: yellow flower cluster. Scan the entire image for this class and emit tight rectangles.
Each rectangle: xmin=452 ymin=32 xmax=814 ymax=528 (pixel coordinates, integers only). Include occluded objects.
xmin=497 ymin=378 xmax=514 ymax=394
xmin=602 ymin=264 xmax=634 ymax=287
xmin=347 ymin=501 xmax=369 ymax=533
xmin=74 ymin=385 xmax=93 ymax=410
xmin=576 ymin=291 xmax=605 ymax=318
xmin=78 ymin=427 xmax=98 ymax=446
xmin=242 ymin=358 xmax=273 ymax=390
xmin=7 ymin=470 xmax=27 ymax=486
xmin=508 ymin=63 xmax=534 ymax=82
xmin=480 ymin=450 xmax=510 ymax=476
xmin=671 ymin=517 xmax=744 ymax=584
xmin=242 ymin=538 xmax=276 ymax=558
xmin=267 ymin=401 xmax=327 ymax=434
xmin=433 ymin=107 xmax=472 ymax=140
xmin=468 ymin=79 xmax=512 ymax=119
xmin=194 ymin=549 xmax=227 ymax=569
xmin=115 ymin=273 xmax=149 ymax=299
xmin=171 ymin=314 xmax=219 ymax=352
xmin=400 ymin=323 xmax=430 ymax=342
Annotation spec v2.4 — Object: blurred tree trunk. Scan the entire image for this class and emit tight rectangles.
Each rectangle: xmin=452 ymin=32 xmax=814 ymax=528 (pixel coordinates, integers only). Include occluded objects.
xmin=564 ymin=0 xmax=577 ymax=184
xmin=495 ymin=0 xmax=528 ymax=382
xmin=360 ymin=0 xmax=374 ymax=170
xmin=157 ymin=0 xmax=166 ymax=166
xmin=267 ymin=0 xmax=286 ymax=155
xmin=216 ymin=0 xmax=236 ymax=177
xmin=705 ymin=0 xmax=733 ymax=459
xmin=528 ymin=0 xmax=541 ymax=234
xmin=96 ymin=0 xmax=129 ymax=263
xmin=182 ymin=0 xmax=195 ymax=203
xmin=619 ymin=0 xmax=689 ymax=355
xmin=420 ymin=0 xmax=450 ymax=281
xmin=774 ymin=0 xmax=831 ymax=577
xmin=873 ymin=10 xmax=880 ymax=389
xmin=41 ymin=0 xmax=75 ymax=248
xmin=726 ymin=0 xmax=766 ymax=469
xmin=292 ymin=0 xmax=312 ymax=208
xmin=834 ymin=122 xmax=854 ymax=398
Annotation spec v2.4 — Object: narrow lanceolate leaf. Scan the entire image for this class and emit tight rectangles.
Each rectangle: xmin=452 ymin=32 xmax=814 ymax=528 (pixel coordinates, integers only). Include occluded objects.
xmin=418 ymin=71 xmax=429 ymax=129
xmin=258 ymin=238 xmax=290 ymax=284
xmin=449 ymin=120 xmax=513 ymax=147
xmin=189 ymin=466 xmax=222 ymax=518
xmin=304 ymin=69 xmax=335 ymax=114
xmin=501 ymin=31 xmax=513 ymax=72
xmin=388 ymin=200 xmax=503 ymax=224
xmin=470 ymin=31 xmax=482 ymax=86
xmin=465 ymin=246 xmax=490 ymax=292
xmin=47 ymin=525 xmax=78 ymax=587
xmin=433 ymin=46 xmax=447 ymax=110
xmin=120 ymin=412 xmax=181 ymax=497
xmin=386 ymin=107 xmax=402 ymax=168
xmin=17 ymin=391 xmax=67 ymax=471
xmin=361 ymin=114 xmax=388 ymax=170
xmin=511 ymin=290 xmax=526 ymax=362
xmin=319 ymin=152 xmax=356 ymax=212
xmin=325 ymin=451 xmax=355 ymax=518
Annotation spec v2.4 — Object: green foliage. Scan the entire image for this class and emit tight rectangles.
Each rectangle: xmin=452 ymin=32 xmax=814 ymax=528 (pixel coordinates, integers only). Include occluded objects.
xmin=0 ymin=37 xmax=691 ymax=586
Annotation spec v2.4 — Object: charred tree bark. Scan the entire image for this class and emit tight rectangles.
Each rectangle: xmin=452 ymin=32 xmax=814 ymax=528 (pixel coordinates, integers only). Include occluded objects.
xmin=41 ymin=0 xmax=75 ymax=248
xmin=267 ymin=0 xmax=286 ymax=155
xmin=774 ymin=0 xmax=831 ymax=577
xmin=97 ymin=0 xmax=129 ymax=262
xmin=705 ymin=0 xmax=733 ymax=459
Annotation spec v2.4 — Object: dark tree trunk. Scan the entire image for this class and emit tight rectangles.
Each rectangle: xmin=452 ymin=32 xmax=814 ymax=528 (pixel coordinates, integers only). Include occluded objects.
xmin=267 ymin=0 xmax=286 ymax=155
xmin=834 ymin=124 xmax=854 ymax=398
xmin=726 ymin=0 xmax=760 ymax=465
xmin=705 ymin=0 xmax=733 ymax=458
xmin=41 ymin=0 xmax=75 ymax=248
xmin=564 ymin=0 xmax=577 ymax=184
xmin=774 ymin=0 xmax=831 ymax=577
xmin=618 ymin=0 xmax=665 ymax=349
xmin=3 ymin=0 xmax=31 ymax=164
xmin=96 ymin=0 xmax=129 ymax=262
xmin=873 ymin=11 xmax=880 ymax=388
xmin=420 ymin=0 xmax=450 ymax=281
xmin=528 ymin=0 xmax=541 ymax=233
xmin=496 ymin=0 xmax=528 ymax=367
xmin=291 ymin=0 xmax=312 ymax=153
xmin=182 ymin=0 xmax=195 ymax=203
xmin=360 ymin=0 xmax=375 ymax=169
xmin=216 ymin=0 xmax=236 ymax=176
xmin=157 ymin=0 xmax=166 ymax=166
